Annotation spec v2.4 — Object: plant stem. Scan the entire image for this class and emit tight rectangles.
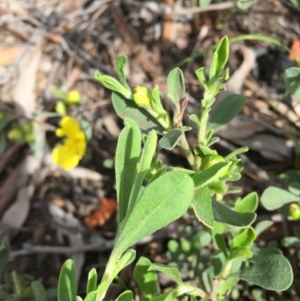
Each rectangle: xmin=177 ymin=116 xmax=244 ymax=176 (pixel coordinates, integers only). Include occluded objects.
xmin=178 ymin=134 xmax=197 ymax=170
xmin=198 ymin=106 xmax=209 ymax=144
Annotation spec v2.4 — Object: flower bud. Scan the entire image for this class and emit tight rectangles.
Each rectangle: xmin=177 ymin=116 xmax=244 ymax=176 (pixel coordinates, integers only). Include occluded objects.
xmin=66 ymin=90 xmax=81 ymax=104
xmin=289 ymin=203 xmax=300 ymax=220
xmin=133 ymin=86 xmax=152 ymax=108
xmin=55 ymin=101 xmax=67 ymax=115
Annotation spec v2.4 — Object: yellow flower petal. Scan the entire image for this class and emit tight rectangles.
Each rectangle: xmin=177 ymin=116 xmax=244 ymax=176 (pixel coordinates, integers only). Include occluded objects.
xmin=56 ymin=116 xmax=81 ymax=138
xmin=52 ymin=144 xmax=81 ymax=170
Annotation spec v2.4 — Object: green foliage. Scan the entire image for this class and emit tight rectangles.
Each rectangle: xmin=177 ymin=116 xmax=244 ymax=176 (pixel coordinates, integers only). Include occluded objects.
xmin=229 ymin=255 xmax=293 ymax=291
xmin=207 ymin=94 xmax=246 ymax=130
xmin=58 ymin=259 xmax=77 ymax=301
xmin=134 ymin=257 xmax=158 ymax=300
xmin=51 ymin=36 xmax=294 ymax=301
xmin=285 ymin=67 xmax=300 ymax=98
xmin=261 ymin=186 xmax=300 ymax=210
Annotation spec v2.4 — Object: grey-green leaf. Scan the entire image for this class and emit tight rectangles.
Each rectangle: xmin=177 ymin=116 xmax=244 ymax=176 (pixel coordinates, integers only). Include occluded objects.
xmin=58 ymin=259 xmax=77 ymax=301
xmin=261 ymin=186 xmax=300 ymax=210
xmin=149 ymin=263 xmax=182 ymax=285
xmin=112 ymin=92 xmax=164 ymax=132
xmin=115 ymin=120 xmax=141 ymax=223
xmin=134 ymin=257 xmax=158 ymax=301
xmin=115 ymin=291 xmax=133 ymax=301
xmin=284 ymin=67 xmax=300 ymax=98
xmin=167 ymin=68 xmax=185 ymax=106
xmin=208 ymin=94 xmax=246 ymax=130
xmin=86 ymin=268 xmax=97 ymax=295
xmin=127 ymin=130 xmax=157 ymax=215
xmin=229 ymin=255 xmax=293 ymax=291
xmin=31 ymin=281 xmax=47 ymax=301
xmin=235 ymin=192 xmax=258 ymax=213
xmin=255 ymin=220 xmax=274 ymax=237
xmin=115 ymin=56 xmax=130 ymax=90
xmin=94 ymin=71 xmax=131 ymax=99
xmin=159 ymin=129 xmax=183 ymax=150
xmin=213 ymin=199 xmax=256 ymax=228
xmin=192 ymin=186 xmax=214 ymax=228
xmin=115 ymin=171 xmax=194 ymax=254
xmin=192 ymin=162 xmax=230 ymax=189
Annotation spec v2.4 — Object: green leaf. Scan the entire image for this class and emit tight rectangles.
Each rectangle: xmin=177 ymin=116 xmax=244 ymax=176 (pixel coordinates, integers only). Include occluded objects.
xmin=111 ymin=249 xmax=136 ymax=281
xmin=115 ymin=119 xmax=141 ymax=223
xmin=285 ymin=67 xmax=300 ymax=98
xmin=251 ymin=246 xmax=282 ymax=262
xmin=58 ymin=259 xmax=77 ymax=301
xmin=149 ymin=263 xmax=182 ymax=285
xmin=288 ymin=182 xmax=300 ymax=196
xmin=84 ymin=291 xmax=97 ymax=301
xmin=115 ymin=291 xmax=133 ymax=301
xmin=254 ymin=220 xmax=274 ymax=237
xmin=192 ymin=230 xmax=212 ymax=249
xmin=115 ymin=56 xmax=130 ymax=90
xmin=225 ymin=146 xmax=249 ymax=159
xmin=134 ymin=257 xmax=158 ymax=301
xmin=0 ymin=133 xmax=7 ymax=153
xmin=218 ymin=278 xmax=239 ymax=296
xmin=31 ymin=281 xmax=47 ymax=301
xmin=192 ymin=162 xmax=230 ymax=189
xmin=52 ymin=86 xmax=67 ymax=100
xmin=209 ymin=52 xmax=218 ymax=81
xmin=208 ymin=94 xmax=246 ymax=130
xmin=211 ymin=36 xmax=230 ymax=79
xmin=167 ymin=68 xmax=185 ymax=106
xmin=86 ymin=268 xmax=97 ymax=295
xmin=112 ymin=92 xmax=164 ymax=132
xmin=158 ymin=129 xmax=183 ymax=150
xmin=228 ymin=247 xmax=253 ymax=261
xmin=282 ymin=236 xmax=300 ymax=248
xmin=76 ymin=297 xmax=83 ymax=301
xmin=127 ymin=130 xmax=157 ymax=215
xmin=235 ymin=192 xmax=258 ymax=213
xmin=114 ymin=171 xmax=194 ymax=254
xmin=261 ymin=186 xmax=300 ymax=210
xmin=212 ymin=199 xmax=256 ymax=228
xmin=214 ymin=234 xmax=228 ymax=257
xmin=237 ymin=0 xmax=254 ymax=10
xmin=192 ymin=186 xmax=214 ymax=228
xmin=195 ymin=67 xmax=207 ymax=89
xmin=0 ymin=243 xmax=9 ymax=272
xmin=151 ymin=289 xmax=177 ymax=301
xmin=229 ymin=255 xmax=293 ymax=291
xmin=232 ymin=227 xmax=256 ymax=249
xmin=80 ymin=117 xmax=92 ymax=140
xmin=94 ymin=71 xmax=131 ymax=99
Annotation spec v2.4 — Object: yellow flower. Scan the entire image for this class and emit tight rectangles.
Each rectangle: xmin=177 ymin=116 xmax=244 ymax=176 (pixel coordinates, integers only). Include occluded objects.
xmin=55 ymin=116 xmax=82 ymax=138
xmin=66 ymin=90 xmax=81 ymax=104
xmin=52 ymin=116 xmax=86 ymax=170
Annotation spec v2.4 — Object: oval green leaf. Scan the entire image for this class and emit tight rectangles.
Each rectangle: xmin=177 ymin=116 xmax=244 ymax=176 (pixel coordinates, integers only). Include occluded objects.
xmin=159 ymin=128 xmax=183 ymax=150
xmin=58 ymin=259 xmax=77 ymax=301
xmin=208 ymin=94 xmax=246 ymax=130
xmin=284 ymin=67 xmax=300 ymax=98
xmin=31 ymin=281 xmax=47 ymax=301
xmin=134 ymin=257 xmax=158 ymax=301
xmin=86 ymin=268 xmax=97 ymax=295
xmin=229 ymin=254 xmax=293 ymax=291
xmin=192 ymin=186 xmax=214 ymax=228
xmin=167 ymin=68 xmax=185 ymax=106
xmin=115 ymin=171 xmax=194 ymax=253
xmin=212 ymin=199 xmax=256 ymax=228
xmin=261 ymin=186 xmax=300 ymax=211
